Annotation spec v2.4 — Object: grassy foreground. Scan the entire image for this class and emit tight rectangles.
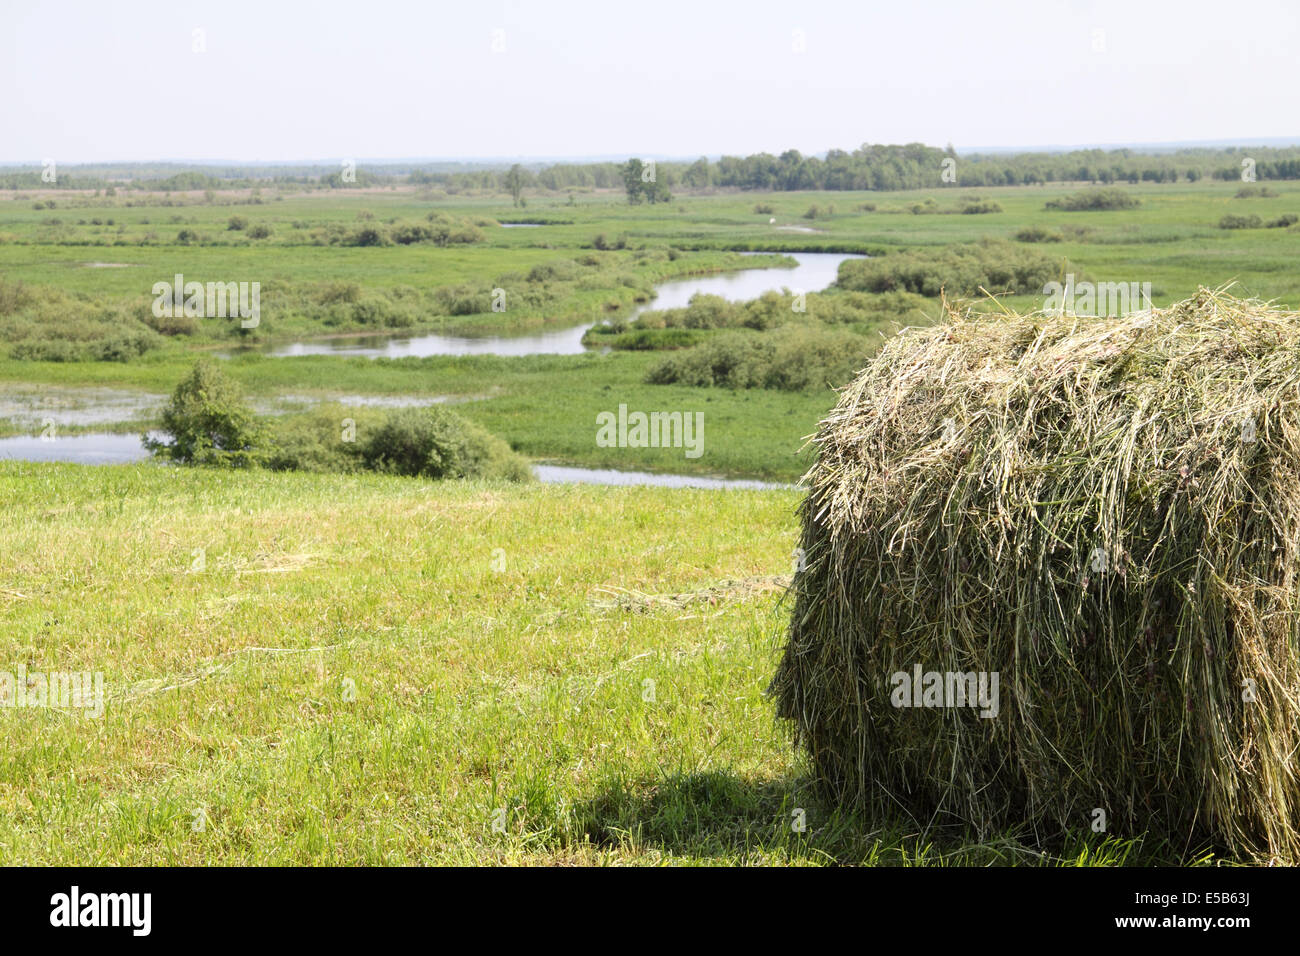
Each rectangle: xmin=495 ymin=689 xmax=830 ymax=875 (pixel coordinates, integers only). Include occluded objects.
xmin=0 ymin=463 xmax=1190 ymax=865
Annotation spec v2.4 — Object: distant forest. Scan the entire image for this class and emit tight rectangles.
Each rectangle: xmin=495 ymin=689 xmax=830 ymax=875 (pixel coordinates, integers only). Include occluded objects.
xmin=4 ymin=143 xmax=1299 ymax=193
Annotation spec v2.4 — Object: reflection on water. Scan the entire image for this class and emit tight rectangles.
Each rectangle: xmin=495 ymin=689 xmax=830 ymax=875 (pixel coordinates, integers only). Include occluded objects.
xmin=0 ymin=386 xmax=164 ymax=427
xmin=227 ymin=252 xmax=859 ymax=359
xmin=0 ymin=432 xmax=156 ymax=464
xmin=252 ymin=393 xmax=471 ymax=414
xmin=0 ymin=434 xmax=792 ymax=490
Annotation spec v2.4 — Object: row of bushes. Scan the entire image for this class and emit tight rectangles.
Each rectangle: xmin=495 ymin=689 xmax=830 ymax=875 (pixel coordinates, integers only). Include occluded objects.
xmin=10 ymin=329 xmax=159 ymax=362
xmin=1235 ymin=185 xmax=1279 ymax=198
xmin=328 ymin=212 xmax=486 ymax=247
xmin=644 ymin=325 xmax=872 ymax=391
xmin=906 ymin=197 xmax=1002 ymax=215
xmin=145 ymin=362 xmax=532 ymax=481
xmin=1219 ymin=213 xmax=1298 ymax=229
xmin=1044 ymin=188 xmax=1141 ymax=211
xmin=837 ymin=239 xmax=1058 ymax=297
xmin=627 ymin=287 xmax=930 ymax=335
xmin=0 ymin=279 xmax=166 ymax=361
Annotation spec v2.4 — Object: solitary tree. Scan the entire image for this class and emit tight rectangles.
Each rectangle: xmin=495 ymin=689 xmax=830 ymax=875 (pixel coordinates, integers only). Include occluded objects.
xmin=621 ymin=159 xmax=646 ymax=204
xmin=144 ymin=360 xmax=265 ymax=467
xmin=504 ymin=164 xmax=527 ymax=207
xmin=621 ymin=158 xmax=671 ymax=205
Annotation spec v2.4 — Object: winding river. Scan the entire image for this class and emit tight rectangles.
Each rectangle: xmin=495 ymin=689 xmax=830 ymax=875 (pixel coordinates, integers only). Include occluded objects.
xmin=234 ymin=251 xmax=856 ymax=359
xmin=1 ymin=251 xmax=854 ymax=479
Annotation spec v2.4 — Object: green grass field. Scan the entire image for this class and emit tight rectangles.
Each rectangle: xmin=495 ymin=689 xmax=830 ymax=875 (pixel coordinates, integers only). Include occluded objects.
xmin=5 ymin=180 xmax=1300 ymax=481
xmin=0 ymin=462 xmax=1181 ymax=865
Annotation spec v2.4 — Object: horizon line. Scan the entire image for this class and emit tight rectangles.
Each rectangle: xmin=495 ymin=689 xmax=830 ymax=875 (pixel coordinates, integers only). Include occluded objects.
xmin=3 ymin=135 xmax=1300 ymax=168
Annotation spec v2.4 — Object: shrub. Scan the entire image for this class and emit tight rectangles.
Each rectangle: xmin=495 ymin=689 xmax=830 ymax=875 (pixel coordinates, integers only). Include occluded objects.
xmin=360 ymin=407 xmax=532 ymax=481
xmin=247 ymin=224 xmax=272 ymax=239
xmin=314 ymin=282 xmax=362 ymax=305
xmin=141 ymin=307 xmax=199 ymax=336
xmin=646 ymin=325 xmax=870 ymax=391
xmin=90 ymin=329 xmax=160 ymax=362
xmin=1219 ymin=214 xmax=1263 ymax=230
xmin=227 ymin=216 xmax=248 ymax=231
xmin=0 ymin=278 xmax=36 ymax=316
xmin=263 ymin=404 xmax=367 ymax=474
xmin=349 ymin=226 xmax=390 ymax=246
xmin=10 ymin=340 xmax=81 ymax=362
xmin=1045 ymin=189 xmax=1141 ymax=211
xmin=423 ymin=213 xmax=485 ymax=246
xmin=838 ymin=239 xmax=1058 ymax=297
xmin=1014 ymin=226 xmax=1063 ymax=243
xmin=144 ymin=360 xmax=265 ymax=467
xmin=350 ymin=296 xmax=415 ymax=328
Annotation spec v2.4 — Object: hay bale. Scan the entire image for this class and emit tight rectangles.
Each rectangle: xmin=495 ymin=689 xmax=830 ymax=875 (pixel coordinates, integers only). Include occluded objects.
xmin=771 ymin=289 xmax=1300 ymax=860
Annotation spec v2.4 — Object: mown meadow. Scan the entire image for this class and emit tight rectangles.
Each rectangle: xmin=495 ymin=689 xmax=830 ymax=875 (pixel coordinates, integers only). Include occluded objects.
xmin=0 ymin=463 xmax=1174 ymax=865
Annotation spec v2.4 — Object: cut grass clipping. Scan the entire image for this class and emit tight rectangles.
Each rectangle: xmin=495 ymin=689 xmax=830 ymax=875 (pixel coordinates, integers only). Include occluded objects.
xmin=771 ymin=288 xmax=1300 ymax=862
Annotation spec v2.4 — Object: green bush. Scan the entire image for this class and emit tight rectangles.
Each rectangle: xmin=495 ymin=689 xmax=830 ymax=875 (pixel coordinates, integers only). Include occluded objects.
xmin=361 ymin=407 xmax=532 ymax=481
xmin=227 ymin=216 xmax=248 ymax=231
xmin=144 ymin=360 xmax=266 ymax=467
xmin=90 ymin=329 xmax=160 ymax=362
xmin=646 ymin=325 xmax=870 ymax=391
xmin=10 ymin=339 xmax=81 ymax=362
xmin=313 ymin=282 xmax=362 ymax=305
xmin=582 ymin=326 xmax=706 ymax=350
xmin=263 ymin=404 xmax=368 ymax=474
xmin=1045 ymin=189 xmax=1140 ymax=211
xmin=838 ymin=239 xmax=1058 ymax=297
xmin=424 ymin=213 xmax=485 ymax=246
xmin=349 ymin=226 xmax=390 ymax=246
xmin=350 ymin=296 xmax=415 ymax=328
xmin=1219 ymin=214 xmax=1263 ymax=229
xmin=1014 ymin=226 xmax=1063 ymax=243
xmin=0 ymin=278 xmax=36 ymax=316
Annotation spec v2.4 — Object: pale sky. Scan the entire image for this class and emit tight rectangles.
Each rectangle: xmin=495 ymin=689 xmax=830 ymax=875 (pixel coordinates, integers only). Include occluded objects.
xmin=2 ymin=0 xmax=1297 ymax=163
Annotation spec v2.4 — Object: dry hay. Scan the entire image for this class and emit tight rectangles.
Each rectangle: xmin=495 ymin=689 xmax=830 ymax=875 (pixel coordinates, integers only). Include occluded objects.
xmin=770 ymin=289 xmax=1300 ymax=860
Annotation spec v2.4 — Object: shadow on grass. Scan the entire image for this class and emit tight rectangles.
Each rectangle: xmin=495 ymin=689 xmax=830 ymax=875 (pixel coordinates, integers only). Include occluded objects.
xmin=554 ymin=769 xmax=1154 ymax=865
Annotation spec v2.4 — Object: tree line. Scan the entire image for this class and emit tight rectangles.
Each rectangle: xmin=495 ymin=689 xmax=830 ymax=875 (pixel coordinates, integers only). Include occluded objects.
xmin=6 ymin=143 xmax=1300 ymax=194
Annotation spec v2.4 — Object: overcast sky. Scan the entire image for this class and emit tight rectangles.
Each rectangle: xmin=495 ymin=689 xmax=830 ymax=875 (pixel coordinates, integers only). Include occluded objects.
xmin=2 ymin=0 xmax=1297 ymax=163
